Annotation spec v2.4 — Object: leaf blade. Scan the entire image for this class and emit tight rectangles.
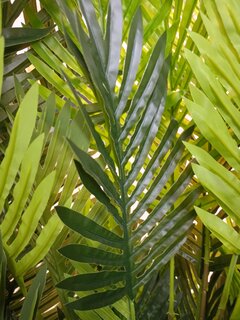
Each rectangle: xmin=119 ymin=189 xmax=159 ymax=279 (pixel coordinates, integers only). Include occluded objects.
xmin=192 ymin=163 xmax=240 ymax=225
xmin=196 ymin=207 xmax=240 ymax=254
xmin=57 ymin=206 xmax=123 ymax=249
xmin=73 ymin=161 xmax=122 ymax=225
xmin=59 ymin=244 xmax=124 ymax=267
xmin=105 ymin=0 xmax=122 ymax=91
xmin=19 ymin=264 xmax=47 ymax=320
xmin=69 ymin=141 xmax=120 ymax=205
xmin=3 ymin=27 xmax=52 ymax=47
xmin=67 ymin=288 xmax=126 ymax=311
xmin=0 ymin=83 xmax=39 ymax=212
xmin=57 ymin=271 xmax=125 ymax=291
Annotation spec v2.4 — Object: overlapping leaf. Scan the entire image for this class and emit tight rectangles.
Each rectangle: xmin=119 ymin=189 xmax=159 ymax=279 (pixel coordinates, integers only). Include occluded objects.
xmin=185 ymin=0 xmax=240 ymax=317
xmin=185 ymin=0 xmax=240 ymax=245
xmin=0 ymin=84 xmax=63 ymax=291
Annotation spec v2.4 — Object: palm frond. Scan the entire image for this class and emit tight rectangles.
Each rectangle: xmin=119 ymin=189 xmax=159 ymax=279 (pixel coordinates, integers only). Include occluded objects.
xmin=185 ymin=0 xmax=240 ymax=317
xmin=54 ymin=0 xmax=199 ymax=313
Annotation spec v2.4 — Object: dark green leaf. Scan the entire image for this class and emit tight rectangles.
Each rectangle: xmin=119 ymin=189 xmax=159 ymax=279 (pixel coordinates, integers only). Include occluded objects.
xmin=68 ymin=141 xmax=120 ymax=204
xmin=56 ymin=206 xmax=123 ymax=248
xmin=57 ymin=271 xmax=126 ymax=291
xmin=67 ymin=287 xmax=126 ymax=310
xmin=53 ymin=0 xmax=199 ymax=313
xmin=62 ymin=72 xmax=117 ymax=178
xmin=63 ymin=31 xmax=91 ymax=83
xmin=59 ymin=244 xmax=124 ymax=266
xmin=73 ymin=161 xmax=122 ymax=225
xmin=3 ymin=27 xmax=52 ymax=47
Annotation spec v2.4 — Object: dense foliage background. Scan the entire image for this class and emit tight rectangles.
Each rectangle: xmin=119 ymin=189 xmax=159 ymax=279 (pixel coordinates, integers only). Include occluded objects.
xmin=0 ymin=0 xmax=239 ymax=319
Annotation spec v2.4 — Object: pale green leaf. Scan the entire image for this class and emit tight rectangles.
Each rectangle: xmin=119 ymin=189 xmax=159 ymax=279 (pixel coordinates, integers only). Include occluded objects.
xmin=7 ymin=171 xmax=56 ymax=259
xmin=196 ymin=207 xmax=240 ymax=254
xmin=1 ymin=134 xmax=44 ymax=242
xmin=192 ymin=163 xmax=240 ymax=225
xmin=185 ymin=85 xmax=240 ymax=172
xmin=0 ymin=83 xmax=39 ymax=212
xmin=15 ymin=214 xmax=63 ymax=277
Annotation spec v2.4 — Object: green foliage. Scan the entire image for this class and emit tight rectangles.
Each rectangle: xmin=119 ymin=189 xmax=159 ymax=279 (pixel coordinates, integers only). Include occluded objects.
xmin=19 ymin=264 xmax=47 ymax=320
xmin=0 ymin=83 xmax=63 ymax=292
xmin=185 ymin=0 xmax=240 ymax=318
xmin=0 ymin=0 xmax=239 ymax=319
xmin=3 ymin=27 xmax=52 ymax=53
xmin=54 ymin=1 xmax=198 ymax=316
xmin=0 ymin=8 xmax=90 ymax=316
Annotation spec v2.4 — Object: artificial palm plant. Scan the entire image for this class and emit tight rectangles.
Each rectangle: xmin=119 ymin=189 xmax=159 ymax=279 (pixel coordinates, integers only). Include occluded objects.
xmin=1 ymin=0 xmax=239 ymax=319
xmin=50 ymin=1 xmax=200 ymax=319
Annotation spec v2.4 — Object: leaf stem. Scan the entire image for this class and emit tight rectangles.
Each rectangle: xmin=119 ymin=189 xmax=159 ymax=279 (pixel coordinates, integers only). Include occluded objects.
xmin=128 ymin=298 xmax=136 ymax=320
xmin=215 ymin=254 xmax=238 ymax=320
xmin=0 ymin=233 xmax=6 ymax=320
xmin=168 ymin=257 xmax=176 ymax=320
xmin=198 ymin=226 xmax=210 ymax=320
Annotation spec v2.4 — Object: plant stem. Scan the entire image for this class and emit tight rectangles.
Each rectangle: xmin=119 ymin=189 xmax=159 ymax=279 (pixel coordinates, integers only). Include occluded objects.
xmin=168 ymin=257 xmax=176 ymax=320
xmin=198 ymin=227 xmax=210 ymax=320
xmin=128 ymin=298 xmax=136 ymax=320
xmin=0 ymin=234 xmax=6 ymax=320
xmin=215 ymin=254 xmax=238 ymax=320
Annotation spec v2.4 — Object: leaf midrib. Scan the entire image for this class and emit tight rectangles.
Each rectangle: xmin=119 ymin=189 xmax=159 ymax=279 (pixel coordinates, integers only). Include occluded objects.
xmin=114 ymin=124 xmax=134 ymax=299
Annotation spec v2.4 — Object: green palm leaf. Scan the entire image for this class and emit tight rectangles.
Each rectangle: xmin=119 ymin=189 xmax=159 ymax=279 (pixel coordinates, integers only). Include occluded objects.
xmin=55 ymin=0 xmax=198 ymax=312
xmin=185 ymin=0 xmax=240 ymax=317
xmin=19 ymin=264 xmax=47 ymax=320
xmin=0 ymin=84 xmax=64 ymax=293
